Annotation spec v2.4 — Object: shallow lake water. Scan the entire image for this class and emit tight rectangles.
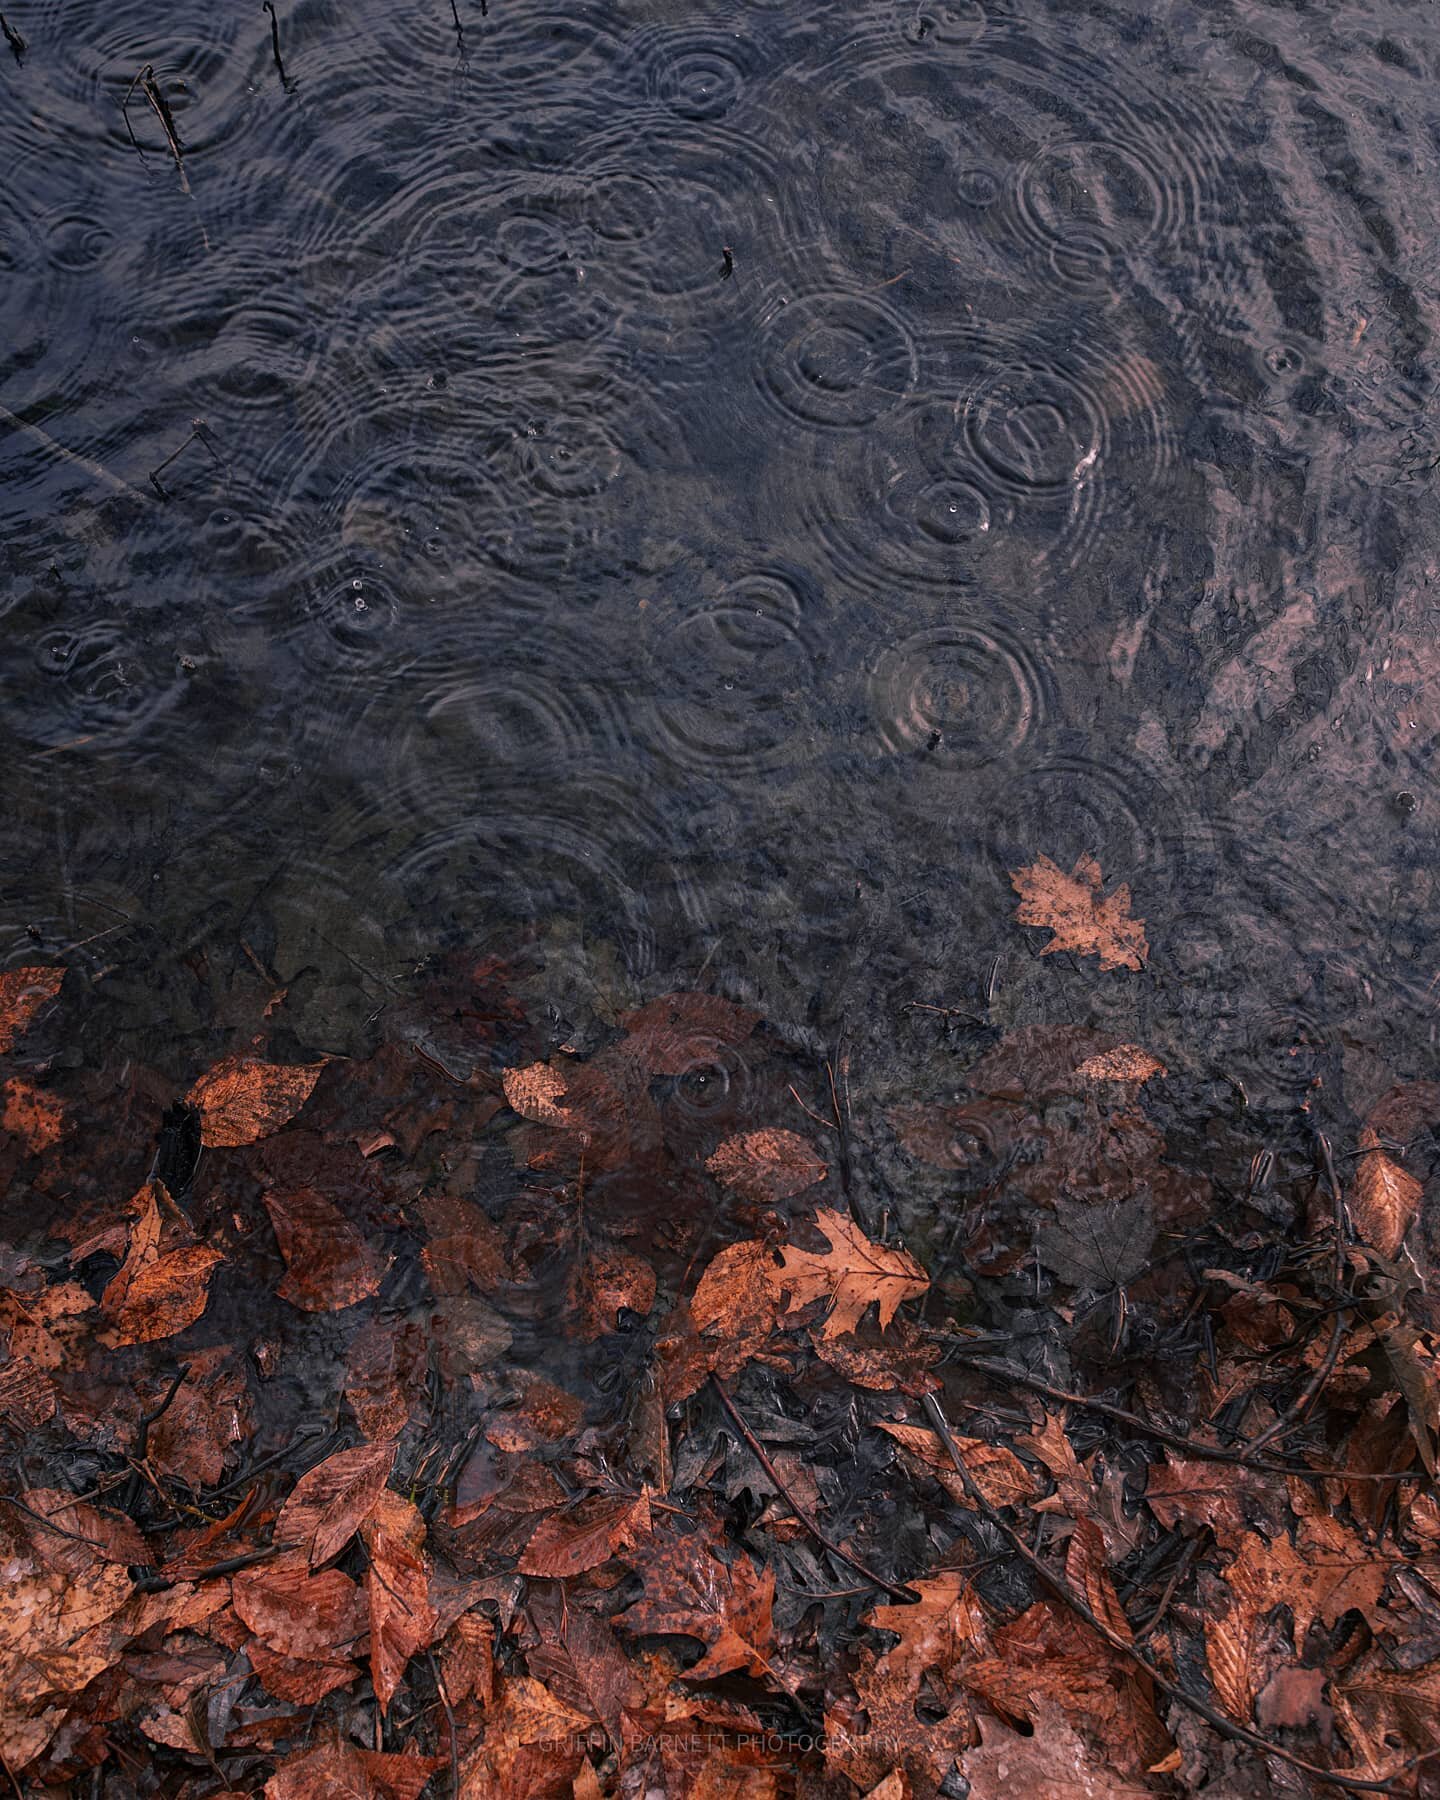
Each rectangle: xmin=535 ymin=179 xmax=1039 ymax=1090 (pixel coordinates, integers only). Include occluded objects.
xmin=3 ymin=0 xmax=1439 ymax=1179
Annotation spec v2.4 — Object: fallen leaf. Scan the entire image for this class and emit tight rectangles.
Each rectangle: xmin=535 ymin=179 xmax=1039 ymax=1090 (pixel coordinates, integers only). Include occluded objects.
xmin=691 ymin=1240 xmax=785 ymax=1341
xmin=1255 ymin=1666 xmax=1333 ymax=1742
xmin=362 ymin=1491 xmax=437 ymax=1712
xmin=147 ymin=1347 xmax=252 ymax=1486
xmin=706 ymin=1129 xmax=827 ymax=1205
xmin=109 ymin=1245 xmax=224 ymax=1344
xmin=1010 ymin=852 xmax=1148 ymax=972
xmin=769 ymin=1207 xmax=928 ymax=1337
xmin=0 ymin=967 xmax=63 ymax=1054
xmin=275 ymin=1444 xmax=396 ymax=1568
xmin=620 ymin=1527 xmax=776 ymax=1681
xmin=570 ymin=1240 xmax=656 ymax=1340
xmin=864 ymin=1570 xmax=986 ymax=1680
xmin=458 ymin=1674 xmax=588 ymax=1798
xmin=1037 ymin=1193 xmax=1155 ymax=1290
xmin=959 ymin=1696 xmax=1154 ymax=1797
xmin=502 ymin=1061 xmax=571 ymax=1125
xmin=232 ymin=1559 xmax=366 ymax=1663
xmin=1075 ymin=1045 xmax=1167 ymax=1084
xmin=2 ymin=1078 xmax=64 ymax=1152
xmin=344 ymin=1316 xmax=427 ymax=1443
xmin=876 ymin=1420 xmax=1033 ymax=1508
xmin=520 ymin=1493 xmax=652 ymax=1578
xmin=187 ymin=1055 xmax=327 ymax=1147
xmin=619 ymin=992 xmax=761 ymax=1075
xmin=1352 ymin=1126 xmax=1422 ymax=1259
xmin=264 ymin=1187 xmax=387 ymax=1311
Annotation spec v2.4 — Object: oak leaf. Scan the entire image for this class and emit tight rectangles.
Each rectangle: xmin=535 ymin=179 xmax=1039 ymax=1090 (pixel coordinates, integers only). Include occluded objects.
xmin=769 ymin=1207 xmax=928 ymax=1337
xmin=1010 ymin=853 xmax=1148 ymax=972
xmin=458 ymin=1675 xmax=588 ymax=1799
xmin=864 ymin=1570 xmax=987 ymax=1679
xmin=275 ymin=1443 xmax=396 ymax=1568
xmin=705 ymin=1129 xmax=827 ymax=1204
xmin=1352 ymin=1126 xmax=1421 ymax=1259
xmin=264 ymin=1187 xmax=387 ymax=1311
xmin=0 ymin=967 xmax=63 ymax=1054
xmin=187 ymin=1055 xmax=327 ymax=1146
xmin=620 ymin=1528 xmax=775 ymax=1680
xmin=960 ymin=1697 xmax=1154 ymax=1798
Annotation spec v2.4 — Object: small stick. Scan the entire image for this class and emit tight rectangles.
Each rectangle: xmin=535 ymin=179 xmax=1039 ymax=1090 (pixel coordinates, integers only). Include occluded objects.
xmin=720 ymin=245 xmax=734 ymax=280
xmin=429 ymin=1652 xmax=460 ymax=1799
xmin=148 ymin=419 xmax=220 ymax=499
xmin=449 ymin=0 xmax=464 ymax=45
xmin=921 ymin=1391 xmax=1412 ymax=1796
xmin=711 ymin=1375 xmax=918 ymax=1602
xmin=262 ymin=3 xmax=292 ymax=88
xmin=0 ymin=12 xmax=25 ymax=61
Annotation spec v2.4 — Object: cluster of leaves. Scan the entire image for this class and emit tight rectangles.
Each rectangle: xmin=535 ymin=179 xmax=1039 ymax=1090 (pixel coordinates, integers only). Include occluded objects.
xmin=0 ymin=868 xmax=1438 ymax=1800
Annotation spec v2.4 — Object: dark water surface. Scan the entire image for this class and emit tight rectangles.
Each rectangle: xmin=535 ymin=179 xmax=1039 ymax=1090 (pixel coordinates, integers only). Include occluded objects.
xmin=4 ymin=0 xmax=1440 ymax=1136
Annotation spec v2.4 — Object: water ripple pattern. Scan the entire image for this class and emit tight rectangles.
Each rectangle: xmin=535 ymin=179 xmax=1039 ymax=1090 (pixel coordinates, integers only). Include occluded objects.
xmin=1 ymin=0 xmax=1437 ymax=1075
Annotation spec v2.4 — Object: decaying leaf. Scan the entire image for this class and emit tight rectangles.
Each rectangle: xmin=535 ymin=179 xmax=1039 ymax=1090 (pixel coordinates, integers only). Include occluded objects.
xmin=362 ymin=1490 xmax=437 ymax=1712
xmin=620 ymin=1528 xmax=776 ymax=1680
xmin=232 ymin=1558 xmax=366 ymax=1663
xmin=875 ymin=1420 xmax=1034 ymax=1509
xmin=108 ymin=1244 xmax=224 ymax=1344
xmin=519 ymin=1492 xmax=652 ymax=1578
xmin=769 ymin=1207 xmax=928 ymax=1337
xmin=619 ymin=991 xmax=761 ymax=1075
xmin=1038 ymin=1193 xmax=1155 ymax=1290
xmin=264 ymin=1187 xmax=387 ymax=1311
xmin=1352 ymin=1126 xmax=1422 ymax=1260
xmin=960 ymin=1697 xmax=1154 ymax=1798
xmin=2 ymin=1079 xmax=65 ymax=1153
xmin=502 ymin=1061 xmax=571 ymax=1125
xmin=705 ymin=1129 xmax=827 ymax=1204
xmin=1010 ymin=853 xmax=1148 ymax=972
xmin=275 ymin=1443 xmax=396 ymax=1568
xmin=0 ymin=967 xmax=63 ymax=1055
xmin=187 ymin=1055 xmax=327 ymax=1147
xmin=1075 ymin=1045 xmax=1167 ymax=1084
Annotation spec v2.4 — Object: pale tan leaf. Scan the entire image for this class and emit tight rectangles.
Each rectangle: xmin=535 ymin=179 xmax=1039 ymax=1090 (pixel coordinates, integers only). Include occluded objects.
xmin=1010 ymin=852 xmax=1148 ymax=972
xmin=769 ymin=1208 xmax=927 ymax=1337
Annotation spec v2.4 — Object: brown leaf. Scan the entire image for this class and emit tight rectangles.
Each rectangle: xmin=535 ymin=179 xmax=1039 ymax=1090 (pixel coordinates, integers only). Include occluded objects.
xmin=705 ymin=1129 xmax=827 ymax=1204
xmin=1352 ymin=1126 xmax=1422 ymax=1260
xmin=344 ymin=1316 xmax=427 ymax=1444
xmin=148 ymin=1347 xmax=252 ymax=1486
xmin=525 ymin=1584 xmax=637 ymax=1746
xmin=264 ymin=1187 xmax=387 ymax=1311
xmin=264 ymin=1740 xmax=374 ymax=1800
xmin=502 ymin=1062 xmax=571 ymax=1125
xmin=1255 ymin=1666 xmax=1333 ymax=1742
xmin=109 ymin=1245 xmax=224 ymax=1344
xmin=2 ymin=1078 xmax=65 ymax=1152
xmin=0 ymin=967 xmax=63 ymax=1055
xmin=232 ymin=1558 xmax=366 ymax=1662
xmin=1144 ymin=1458 xmax=1286 ymax=1552
xmin=1075 ymin=1045 xmax=1166 ymax=1084
xmin=248 ymin=1637 xmax=357 ymax=1706
xmin=275 ymin=1444 xmax=396 ymax=1568
xmin=520 ymin=1492 xmax=652 ymax=1578
xmin=1225 ymin=1515 xmax=1391 ymax=1651
xmin=188 ymin=1055 xmax=327 ymax=1147
xmin=1064 ymin=1517 xmax=1132 ymax=1643
xmin=570 ymin=1241 xmax=656 ymax=1341
xmin=362 ymin=1491 xmax=437 ymax=1713
xmin=691 ymin=1240 xmax=784 ymax=1341
xmin=960 ymin=1697 xmax=1154 ymax=1798
xmin=864 ymin=1570 xmax=986 ymax=1680
xmin=875 ymin=1420 xmax=1033 ymax=1509
xmin=1010 ymin=852 xmax=1148 ymax=972
xmin=619 ymin=992 xmax=761 ymax=1075
xmin=620 ymin=1527 xmax=775 ymax=1680
xmin=769 ymin=1207 xmax=928 ymax=1337
xmin=458 ymin=1674 xmax=588 ymax=1799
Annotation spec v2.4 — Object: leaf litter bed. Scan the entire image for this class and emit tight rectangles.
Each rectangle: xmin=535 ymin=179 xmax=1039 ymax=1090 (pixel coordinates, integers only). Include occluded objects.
xmin=1 ymin=864 xmax=1439 ymax=1799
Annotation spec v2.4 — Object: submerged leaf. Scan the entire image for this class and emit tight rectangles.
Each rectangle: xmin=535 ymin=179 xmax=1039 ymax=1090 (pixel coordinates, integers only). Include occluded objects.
xmin=1010 ymin=852 xmax=1148 ymax=972
xmin=706 ymin=1128 xmax=827 ymax=1204
xmin=0 ymin=967 xmax=63 ymax=1055
xmin=1352 ymin=1126 xmax=1421 ymax=1260
xmin=188 ymin=1055 xmax=327 ymax=1147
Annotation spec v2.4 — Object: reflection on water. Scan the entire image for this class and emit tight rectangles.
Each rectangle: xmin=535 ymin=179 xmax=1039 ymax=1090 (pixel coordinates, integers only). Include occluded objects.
xmin=2 ymin=0 xmax=1438 ymax=1130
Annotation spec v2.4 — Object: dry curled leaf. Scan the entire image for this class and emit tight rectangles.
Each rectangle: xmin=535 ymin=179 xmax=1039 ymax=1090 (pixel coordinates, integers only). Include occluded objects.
xmin=706 ymin=1129 xmax=827 ymax=1204
xmin=1352 ymin=1126 xmax=1421 ymax=1260
xmin=769 ymin=1207 xmax=928 ymax=1338
xmin=0 ymin=967 xmax=63 ymax=1055
xmin=1010 ymin=852 xmax=1148 ymax=972
xmin=187 ymin=1055 xmax=327 ymax=1147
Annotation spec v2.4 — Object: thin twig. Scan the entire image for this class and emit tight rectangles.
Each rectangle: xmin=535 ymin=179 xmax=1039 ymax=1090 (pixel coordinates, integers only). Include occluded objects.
xmin=262 ymin=2 xmax=291 ymax=86
xmin=925 ymin=1340 xmax=1411 ymax=1481
xmin=0 ymin=12 xmax=25 ymax=62
xmin=429 ymin=1652 xmax=460 ymax=1798
xmin=1133 ymin=1534 xmax=1202 ymax=1641
xmin=711 ymin=1376 xmax=917 ymax=1602
xmin=921 ymin=1392 xmax=1410 ymax=1796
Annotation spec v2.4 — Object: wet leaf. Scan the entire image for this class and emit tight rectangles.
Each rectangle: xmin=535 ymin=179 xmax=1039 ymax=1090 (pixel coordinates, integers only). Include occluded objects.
xmin=232 ymin=1558 xmax=366 ymax=1663
xmin=620 ymin=1527 xmax=776 ymax=1680
xmin=362 ymin=1490 xmax=437 ymax=1713
xmin=344 ymin=1315 xmax=427 ymax=1444
xmin=1037 ymin=1193 xmax=1154 ymax=1289
xmin=2 ymin=1078 xmax=64 ymax=1152
xmin=1010 ymin=852 xmax=1148 ymax=972
xmin=768 ymin=1207 xmax=927 ymax=1337
xmin=864 ymin=1570 xmax=986 ymax=1679
xmin=109 ymin=1244 xmax=224 ymax=1344
xmin=0 ymin=967 xmax=63 ymax=1055
xmin=960 ymin=1697 xmax=1154 ymax=1798
xmin=275 ymin=1443 xmax=396 ymax=1568
xmin=264 ymin=1187 xmax=387 ymax=1311
xmin=705 ymin=1128 xmax=827 ymax=1204
xmin=875 ymin=1420 xmax=1034 ymax=1508
xmin=520 ymin=1492 xmax=652 ymax=1578
xmin=691 ymin=1240 xmax=784 ymax=1341
xmin=502 ymin=1060 xmax=571 ymax=1125
xmin=1352 ymin=1125 xmax=1422 ymax=1260
xmin=1075 ymin=1044 xmax=1166 ymax=1084
xmin=570 ymin=1240 xmax=656 ymax=1340
xmin=457 ymin=1674 xmax=588 ymax=1798
xmin=619 ymin=991 xmax=761 ymax=1075
xmin=187 ymin=1054 xmax=327 ymax=1146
